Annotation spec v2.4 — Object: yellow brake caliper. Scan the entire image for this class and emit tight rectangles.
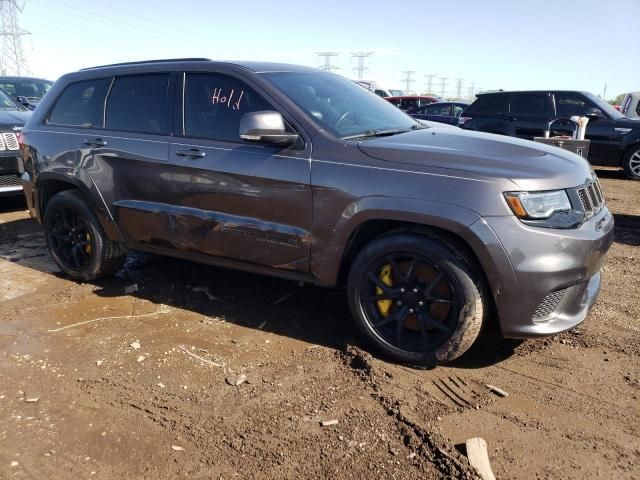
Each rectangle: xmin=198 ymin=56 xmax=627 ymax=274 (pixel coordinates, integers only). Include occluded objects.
xmin=376 ymin=264 xmax=393 ymax=317
xmin=85 ymin=233 xmax=92 ymax=255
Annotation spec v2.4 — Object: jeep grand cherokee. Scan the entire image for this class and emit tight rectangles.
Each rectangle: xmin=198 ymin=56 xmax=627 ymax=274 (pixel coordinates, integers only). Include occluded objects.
xmin=20 ymin=59 xmax=613 ymax=365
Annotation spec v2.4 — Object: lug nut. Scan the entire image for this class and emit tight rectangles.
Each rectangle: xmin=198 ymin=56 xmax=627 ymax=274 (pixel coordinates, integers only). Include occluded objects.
xmin=397 ymin=300 xmax=403 ymax=306
xmin=418 ymin=301 xmax=424 ymax=306
xmin=400 ymin=288 xmax=405 ymax=293
xmin=409 ymin=308 xmax=414 ymax=314
xmin=413 ymin=288 xmax=418 ymax=293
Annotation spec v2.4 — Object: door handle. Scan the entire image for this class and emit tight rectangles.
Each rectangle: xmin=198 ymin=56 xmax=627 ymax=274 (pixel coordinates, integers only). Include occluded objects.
xmin=176 ymin=148 xmax=206 ymax=158
xmin=84 ymin=138 xmax=107 ymax=147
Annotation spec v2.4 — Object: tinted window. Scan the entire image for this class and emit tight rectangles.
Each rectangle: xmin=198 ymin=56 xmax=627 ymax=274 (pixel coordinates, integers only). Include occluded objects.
xmin=510 ymin=93 xmax=547 ymax=116
xmin=424 ymin=104 xmax=451 ymax=116
xmin=453 ymin=104 xmax=465 ymax=116
xmin=106 ymin=74 xmax=169 ymax=134
xmin=400 ymin=99 xmax=419 ymax=110
xmin=466 ymin=94 xmax=510 ymax=114
xmin=184 ymin=74 xmax=273 ymax=142
xmin=48 ymin=78 xmax=111 ymax=128
xmin=0 ymin=79 xmax=53 ymax=99
xmin=555 ymin=93 xmax=591 ymax=117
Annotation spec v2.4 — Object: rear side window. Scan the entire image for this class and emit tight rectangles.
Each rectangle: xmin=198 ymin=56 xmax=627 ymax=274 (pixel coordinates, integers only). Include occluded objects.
xmin=106 ymin=74 xmax=170 ymax=134
xmin=510 ymin=93 xmax=548 ymax=116
xmin=554 ymin=93 xmax=592 ymax=117
xmin=47 ymin=78 xmax=111 ymax=128
xmin=465 ymin=94 xmax=510 ymax=114
xmin=183 ymin=73 xmax=272 ymax=142
xmin=400 ymin=99 xmax=419 ymax=110
xmin=424 ymin=104 xmax=452 ymax=116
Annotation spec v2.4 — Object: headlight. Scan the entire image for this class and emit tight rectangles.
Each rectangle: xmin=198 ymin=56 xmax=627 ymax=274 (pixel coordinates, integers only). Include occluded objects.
xmin=504 ymin=190 xmax=571 ymax=219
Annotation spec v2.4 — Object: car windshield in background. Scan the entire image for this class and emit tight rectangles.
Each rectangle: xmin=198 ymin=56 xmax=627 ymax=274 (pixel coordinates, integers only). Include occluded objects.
xmin=0 ymin=79 xmax=53 ymax=101
xmin=0 ymin=88 xmax=23 ymax=110
xmin=264 ymin=72 xmax=420 ymax=139
xmin=583 ymin=92 xmax=625 ymax=120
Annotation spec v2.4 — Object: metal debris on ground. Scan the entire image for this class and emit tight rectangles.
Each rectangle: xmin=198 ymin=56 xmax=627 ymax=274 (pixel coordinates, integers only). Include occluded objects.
xmin=130 ymin=341 xmax=141 ymax=350
xmin=226 ymin=374 xmax=247 ymax=386
xmin=96 ymin=360 xmax=103 ymax=366
xmin=192 ymin=286 xmax=219 ymax=301
xmin=24 ymin=394 xmax=40 ymax=403
xmin=124 ymin=284 xmax=139 ymax=294
xmin=466 ymin=437 xmax=496 ymax=480
xmin=272 ymin=291 xmax=295 ymax=305
xmin=321 ymin=419 xmax=339 ymax=426
xmin=156 ymin=383 xmax=166 ymax=388
xmin=485 ymin=384 xmax=509 ymax=397
xmin=171 ymin=445 xmax=185 ymax=451
xmin=136 ymin=355 xmax=145 ymax=363
xmin=178 ymin=345 xmax=224 ymax=368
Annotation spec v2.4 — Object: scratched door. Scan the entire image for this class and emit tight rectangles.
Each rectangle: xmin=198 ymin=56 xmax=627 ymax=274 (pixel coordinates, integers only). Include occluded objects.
xmin=168 ymin=72 xmax=312 ymax=273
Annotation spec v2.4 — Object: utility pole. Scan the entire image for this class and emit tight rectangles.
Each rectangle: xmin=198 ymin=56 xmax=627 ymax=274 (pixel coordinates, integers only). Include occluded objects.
xmin=316 ymin=52 xmax=339 ymax=72
xmin=439 ymin=77 xmax=448 ymax=98
xmin=467 ymin=82 xmax=476 ymax=100
xmin=455 ymin=78 xmax=463 ymax=99
xmin=0 ymin=0 xmax=30 ymax=75
xmin=402 ymin=70 xmax=416 ymax=94
xmin=351 ymin=52 xmax=374 ymax=79
xmin=424 ymin=74 xmax=437 ymax=95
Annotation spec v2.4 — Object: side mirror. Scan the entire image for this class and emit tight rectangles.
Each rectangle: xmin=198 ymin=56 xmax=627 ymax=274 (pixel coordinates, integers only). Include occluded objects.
xmin=16 ymin=96 xmax=30 ymax=107
xmin=585 ymin=107 xmax=603 ymax=119
xmin=239 ymin=111 xmax=299 ymax=147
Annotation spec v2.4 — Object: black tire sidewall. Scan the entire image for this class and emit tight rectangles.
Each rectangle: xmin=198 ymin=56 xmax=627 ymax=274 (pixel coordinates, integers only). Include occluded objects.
xmin=347 ymin=233 xmax=483 ymax=366
xmin=43 ymin=191 xmax=109 ymax=282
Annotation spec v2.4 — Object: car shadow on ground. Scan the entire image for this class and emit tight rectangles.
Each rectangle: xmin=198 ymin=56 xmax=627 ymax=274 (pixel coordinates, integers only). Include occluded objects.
xmin=593 ymin=167 xmax=627 ymax=180
xmin=612 ymin=214 xmax=640 ymax=247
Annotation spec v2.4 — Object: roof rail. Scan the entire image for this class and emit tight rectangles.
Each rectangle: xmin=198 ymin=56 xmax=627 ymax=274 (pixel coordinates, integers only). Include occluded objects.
xmin=80 ymin=58 xmax=212 ymax=71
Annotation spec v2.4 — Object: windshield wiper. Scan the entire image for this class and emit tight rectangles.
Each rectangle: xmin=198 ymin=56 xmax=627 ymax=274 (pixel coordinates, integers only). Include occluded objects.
xmin=343 ymin=128 xmax=414 ymax=140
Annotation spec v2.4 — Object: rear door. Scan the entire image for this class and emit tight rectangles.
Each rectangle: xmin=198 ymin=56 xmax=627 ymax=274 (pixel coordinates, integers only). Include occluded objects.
xmin=508 ymin=92 xmax=551 ymax=139
xmin=96 ymin=73 xmax=176 ymax=247
xmin=168 ymin=71 xmax=312 ymax=272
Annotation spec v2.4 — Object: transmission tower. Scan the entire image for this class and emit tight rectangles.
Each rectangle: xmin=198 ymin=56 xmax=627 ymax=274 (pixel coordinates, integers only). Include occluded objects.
xmin=401 ymin=70 xmax=416 ymax=94
xmin=424 ymin=74 xmax=437 ymax=95
xmin=316 ymin=52 xmax=339 ymax=72
xmin=455 ymin=78 xmax=464 ymax=99
xmin=351 ymin=52 xmax=373 ymax=79
xmin=467 ymin=82 xmax=476 ymax=100
xmin=439 ymin=77 xmax=448 ymax=98
xmin=0 ymin=0 xmax=30 ymax=75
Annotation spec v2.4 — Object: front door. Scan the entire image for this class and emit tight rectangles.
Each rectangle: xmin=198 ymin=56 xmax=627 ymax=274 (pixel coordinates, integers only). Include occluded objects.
xmin=168 ymin=72 xmax=312 ymax=272
xmin=508 ymin=92 xmax=552 ymax=139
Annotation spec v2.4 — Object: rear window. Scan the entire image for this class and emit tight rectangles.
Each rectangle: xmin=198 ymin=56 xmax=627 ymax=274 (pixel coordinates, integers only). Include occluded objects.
xmin=509 ymin=93 xmax=548 ymax=116
xmin=465 ymin=94 xmax=510 ymax=114
xmin=47 ymin=78 xmax=111 ymax=128
xmin=105 ymin=74 xmax=170 ymax=135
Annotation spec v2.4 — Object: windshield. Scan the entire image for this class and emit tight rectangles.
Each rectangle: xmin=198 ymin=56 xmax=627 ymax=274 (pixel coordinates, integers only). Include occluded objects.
xmin=264 ymin=72 xmax=421 ymax=139
xmin=0 ymin=88 xmax=23 ymax=110
xmin=584 ymin=92 xmax=625 ymax=120
xmin=0 ymin=79 xmax=53 ymax=100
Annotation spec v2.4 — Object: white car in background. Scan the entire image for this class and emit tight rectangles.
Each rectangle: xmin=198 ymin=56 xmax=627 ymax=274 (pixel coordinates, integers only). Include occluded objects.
xmin=620 ymin=92 xmax=640 ymax=119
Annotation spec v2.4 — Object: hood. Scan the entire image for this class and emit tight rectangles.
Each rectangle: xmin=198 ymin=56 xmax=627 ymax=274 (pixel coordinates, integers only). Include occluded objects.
xmin=0 ymin=109 xmax=31 ymax=127
xmin=357 ymin=127 xmax=594 ymax=190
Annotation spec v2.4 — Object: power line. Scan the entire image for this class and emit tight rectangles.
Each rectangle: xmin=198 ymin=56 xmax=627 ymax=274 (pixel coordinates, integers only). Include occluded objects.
xmin=0 ymin=0 xmax=30 ymax=75
xmin=455 ymin=78 xmax=464 ymax=99
xmin=316 ymin=52 xmax=339 ymax=71
xmin=424 ymin=74 xmax=437 ymax=95
xmin=402 ymin=70 xmax=416 ymax=94
xmin=351 ymin=52 xmax=373 ymax=79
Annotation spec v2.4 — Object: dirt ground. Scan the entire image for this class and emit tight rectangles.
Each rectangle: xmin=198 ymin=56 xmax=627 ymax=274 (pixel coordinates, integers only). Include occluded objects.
xmin=0 ymin=167 xmax=639 ymax=479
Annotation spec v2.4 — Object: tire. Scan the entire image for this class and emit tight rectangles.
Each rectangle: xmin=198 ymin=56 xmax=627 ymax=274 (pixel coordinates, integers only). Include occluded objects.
xmin=623 ymin=145 xmax=640 ymax=180
xmin=43 ymin=190 xmax=127 ymax=281
xmin=347 ymin=232 xmax=484 ymax=366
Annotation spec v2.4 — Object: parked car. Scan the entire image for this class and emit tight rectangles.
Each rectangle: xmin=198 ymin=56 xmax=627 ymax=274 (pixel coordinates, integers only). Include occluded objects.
xmin=460 ymin=90 xmax=640 ymax=179
xmin=354 ymin=80 xmax=392 ymax=98
xmin=386 ymin=95 xmax=439 ymax=111
xmin=0 ymin=76 xmax=54 ymax=110
xmin=620 ymin=92 xmax=640 ymax=119
xmin=21 ymin=59 xmax=613 ymax=365
xmin=408 ymin=101 xmax=469 ymax=126
xmin=0 ymin=88 xmax=31 ymax=196
xmin=388 ymin=89 xmax=405 ymax=97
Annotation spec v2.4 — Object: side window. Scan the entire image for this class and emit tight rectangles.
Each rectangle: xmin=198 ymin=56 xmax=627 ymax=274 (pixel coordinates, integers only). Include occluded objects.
xmin=466 ymin=94 xmax=510 ymax=114
xmin=453 ymin=105 xmax=465 ymax=116
xmin=47 ymin=78 xmax=111 ymax=128
xmin=555 ymin=93 xmax=591 ymax=117
xmin=510 ymin=93 xmax=548 ymax=116
xmin=105 ymin=74 xmax=170 ymax=134
xmin=184 ymin=73 xmax=273 ymax=142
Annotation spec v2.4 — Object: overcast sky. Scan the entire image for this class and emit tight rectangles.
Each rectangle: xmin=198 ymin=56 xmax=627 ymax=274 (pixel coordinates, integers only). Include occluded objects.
xmin=20 ymin=0 xmax=640 ymax=99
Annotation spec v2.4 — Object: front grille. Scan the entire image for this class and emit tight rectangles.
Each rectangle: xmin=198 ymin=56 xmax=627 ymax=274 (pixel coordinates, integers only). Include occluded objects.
xmin=0 ymin=133 xmax=19 ymax=151
xmin=577 ymin=179 xmax=605 ymax=219
xmin=533 ymin=288 xmax=567 ymax=320
xmin=0 ymin=173 xmax=21 ymax=188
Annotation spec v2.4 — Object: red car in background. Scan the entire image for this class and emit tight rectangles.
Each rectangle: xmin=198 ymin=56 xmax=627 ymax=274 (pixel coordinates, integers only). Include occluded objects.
xmin=386 ymin=95 xmax=440 ymax=111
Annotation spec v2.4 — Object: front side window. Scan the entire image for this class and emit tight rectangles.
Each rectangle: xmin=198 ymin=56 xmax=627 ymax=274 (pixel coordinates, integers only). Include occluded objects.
xmin=554 ymin=93 xmax=590 ymax=117
xmin=510 ymin=93 xmax=548 ymax=116
xmin=184 ymin=73 xmax=273 ymax=142
xmin=105 ymin=74 xmax=170 ymax=134
xmin=265 ymin=72 xmax=419 ymax=139
xmin=47 ymin=78 xmax=111 ymax=128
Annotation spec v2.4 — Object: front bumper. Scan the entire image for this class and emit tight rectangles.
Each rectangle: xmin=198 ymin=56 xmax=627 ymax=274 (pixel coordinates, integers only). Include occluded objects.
xmin=0 ymin=150 xmax=23 ymax=196
xmin=480 ymin=206 xmax=614 ymax=338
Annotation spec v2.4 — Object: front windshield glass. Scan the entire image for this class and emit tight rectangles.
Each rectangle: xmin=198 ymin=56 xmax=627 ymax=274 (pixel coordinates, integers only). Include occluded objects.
xmin=0 ymin=89 xmax=22 ymax=110
xmin=584 ymin=92 xmax=625 ymax=119
xmin=264 ymin=72 xmax=421 ymax=139
xmin=0 ymin=79 xmax=53 ymax=100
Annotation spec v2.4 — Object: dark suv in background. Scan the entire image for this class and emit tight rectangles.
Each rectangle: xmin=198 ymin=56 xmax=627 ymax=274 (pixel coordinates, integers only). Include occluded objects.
xmin=20 ymin=59 xmax=613 ymax=365
xmin=0 ymin=88 xmax=30 ymax=196
xmin=0 ymin=76 xmax=54 ymax=110
xmin=460 ymin=90 xmax=640 ymax=179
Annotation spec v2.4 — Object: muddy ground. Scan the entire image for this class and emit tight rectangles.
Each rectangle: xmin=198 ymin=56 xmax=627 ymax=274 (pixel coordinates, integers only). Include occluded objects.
xmin=0 ymin=168 xmax=639 ymax=479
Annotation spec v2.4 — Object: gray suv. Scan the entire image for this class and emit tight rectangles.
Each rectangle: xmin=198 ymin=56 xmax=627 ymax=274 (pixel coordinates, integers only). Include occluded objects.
xmin=20 ymin=59 xmax=613 ymax=365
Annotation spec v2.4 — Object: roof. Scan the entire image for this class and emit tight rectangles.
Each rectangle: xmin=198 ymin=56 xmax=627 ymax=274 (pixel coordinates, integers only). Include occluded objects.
xmin=476 ymin=90 xmax=589 ymax=96
xmin=79 ymin=58 xmax=320 ymax=74
xmin=0 ymin=76 xmax=53 ymax=82
xmin=386 ymin=95 xmax=440 ymax=100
